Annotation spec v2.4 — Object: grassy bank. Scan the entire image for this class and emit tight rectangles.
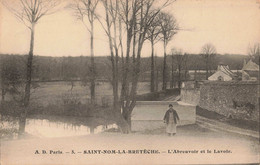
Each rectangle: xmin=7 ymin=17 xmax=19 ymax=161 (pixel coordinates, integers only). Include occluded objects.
xmin=196 ymin=106 xmax=259 ymax=132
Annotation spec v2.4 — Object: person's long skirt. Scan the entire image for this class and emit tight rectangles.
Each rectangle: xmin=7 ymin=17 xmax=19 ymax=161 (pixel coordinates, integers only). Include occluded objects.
xmin=166 ymin=121 xmax=177 ymax=134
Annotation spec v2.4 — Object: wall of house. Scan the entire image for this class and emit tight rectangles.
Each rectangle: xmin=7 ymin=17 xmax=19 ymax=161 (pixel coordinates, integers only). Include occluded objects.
xmin=199 ymin=81 xmax=259 ymax=121
xmin=242 ymin=70 xmax=259 ymax=81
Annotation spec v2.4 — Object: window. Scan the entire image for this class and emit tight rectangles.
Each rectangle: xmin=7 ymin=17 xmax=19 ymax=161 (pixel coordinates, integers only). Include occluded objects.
xmin=217 ymin=76 xmax=223 ymax=81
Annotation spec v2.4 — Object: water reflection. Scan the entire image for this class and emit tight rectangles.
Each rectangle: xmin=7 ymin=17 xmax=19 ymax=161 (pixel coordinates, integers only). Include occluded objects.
xmin=0 ymin=117 xmax=19 ymax=140
xmin=1 ymin=115 xmax=117 ymax=139
xmin=25 ymin=119 xmax=117 ymax=138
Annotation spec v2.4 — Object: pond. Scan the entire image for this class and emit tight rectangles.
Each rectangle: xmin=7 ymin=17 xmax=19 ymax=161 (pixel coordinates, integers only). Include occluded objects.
xmin=0 ymin=115 xmax=117 ymax=140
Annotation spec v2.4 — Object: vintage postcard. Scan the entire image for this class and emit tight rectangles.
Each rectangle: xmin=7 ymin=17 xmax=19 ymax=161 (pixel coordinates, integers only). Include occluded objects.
xmin=0 ymin=0 xmax=259 ymax=164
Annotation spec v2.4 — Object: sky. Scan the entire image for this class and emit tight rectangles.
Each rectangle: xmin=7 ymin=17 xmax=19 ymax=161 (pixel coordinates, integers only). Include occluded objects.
xmin=0 ymin=0 xmax=260 ymax=57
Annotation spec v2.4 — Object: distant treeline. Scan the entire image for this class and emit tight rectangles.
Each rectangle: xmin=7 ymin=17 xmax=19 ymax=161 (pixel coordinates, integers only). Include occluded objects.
xmin=0 ymin=53 xmax=252 ymax=82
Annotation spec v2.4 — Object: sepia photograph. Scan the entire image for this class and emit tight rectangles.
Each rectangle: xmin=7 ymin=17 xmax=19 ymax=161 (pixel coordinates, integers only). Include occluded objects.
xmin=0 ymin=0 xmax=259 ymax=164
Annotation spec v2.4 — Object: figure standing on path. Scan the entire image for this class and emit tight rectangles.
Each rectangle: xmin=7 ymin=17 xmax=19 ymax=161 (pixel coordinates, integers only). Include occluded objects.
xmin=163 ymin=104 xmax=180 ymax=136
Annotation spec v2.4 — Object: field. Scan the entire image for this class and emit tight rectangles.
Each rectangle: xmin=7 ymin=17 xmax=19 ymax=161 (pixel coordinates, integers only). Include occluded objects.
xmin=1 ymin=81 xmax=157 ymax=107
xmin=0 ymin=81 xmax=165 ymax=118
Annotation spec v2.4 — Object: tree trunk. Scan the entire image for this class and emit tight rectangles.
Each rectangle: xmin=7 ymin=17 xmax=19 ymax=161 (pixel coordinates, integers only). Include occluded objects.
xmin=112 ymin=57 xmax=119 ymax=108
xmin=103 ymin=2 xmax=119 ymax=108
xmin=20 ymin=24 xmax=35 ymax=136
xmin=120 ymin=24 xmax=132 ymax=107
xmin=114 ymin=55 xmax=119 ymax=108
xmin=156 ymin=68 xmax=159 ymax=91
xmin=113 ymin=8 xmax=119 ymax=108
xmin=206 ymin=56 xmax=209 ymax=80
xmin=125 ymin=114 xmax=131 ymax=131
xmin=24 ymin=24 xmax=35 ymax=107
xmin=1 ymin=88 xmax=5 ymax=102
xmin=115 ymin=109 xmax=131 ymax=134
xmin=184 ymin=70 xmax=187 ymax=81
xmin=178 ymin=66 xmax=181 ymax=90
xmin=162 ymin=42 xmax=167 ymax=90
xmin=90 ymin=21 xmax=95 ymax=105
xmin=154 ymin=55 xmax=159 ymax=91
xmin=170 ymin=54 xmax=174 ymax=88
xmin=18 ymin=110 xmax=26 ymax=138
xmin=121 ymin=107 xmax=132 ymax=132
xmin=150 ymin=40 xmax=155 ymax=92
xmin=194 ymin=69 xmax=197 ymax=81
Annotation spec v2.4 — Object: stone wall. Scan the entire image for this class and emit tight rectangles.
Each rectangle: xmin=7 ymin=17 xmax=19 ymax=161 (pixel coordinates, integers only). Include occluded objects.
xmin=180 ymin=88 xmax=200 ymax=105
xmin=180 ymin=81 xmax=203 ymax=105
xmin=199 ymin=81 xmax=259 ymax=121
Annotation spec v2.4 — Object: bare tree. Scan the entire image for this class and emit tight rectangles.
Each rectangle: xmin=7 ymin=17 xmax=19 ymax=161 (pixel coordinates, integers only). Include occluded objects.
xmin=183 ymin=53 xmax=189 ymax=81
xmin=170 ymin=50 xmax=175 ymax=88
xmin=248 ymin=43 xmax=260 ymax=79
xmin=70 ymin=0 xmax=99 ymax=105
xmin=190 ymin=56 xmax=200 ymax=81
xmin=2 ymin=0 xmax=61 ymax=135
xmin=248 ymin=43 xmax=260 ymax=65
xmin=120 ymin=0 xmax=158 ymax=133
xmin=155 ymin=54 xmax=160 ymax=91
xmin=201 ymin=43 xmax=217 ymax=80
xmin=96 ymin=0 xmax=120 ymax=110
xmin=159 ymin=12 xmax=178 ymax=90
xmin=146 ymin=14 xmax=162 ymax=92
xmin=171 ymin=49 xmax=187 ymax=89
xmin=98 ymin=0 xmax=173 ymax=133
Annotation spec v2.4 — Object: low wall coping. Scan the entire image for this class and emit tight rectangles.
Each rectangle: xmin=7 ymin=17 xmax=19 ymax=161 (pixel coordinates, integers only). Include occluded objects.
xmin=135 ymin=101 xmax=196 ymax=106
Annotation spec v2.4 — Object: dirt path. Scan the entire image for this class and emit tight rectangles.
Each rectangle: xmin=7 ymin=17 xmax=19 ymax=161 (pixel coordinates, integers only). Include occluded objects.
xmin=196 ymin=115 xmax=259 ymax=138
xmin=1 ymin=124 xmax=259 ymax=165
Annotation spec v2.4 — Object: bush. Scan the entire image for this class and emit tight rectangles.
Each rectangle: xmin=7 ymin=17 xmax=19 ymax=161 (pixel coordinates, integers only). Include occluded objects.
xmin=0 ymin=101 xmax=23 ymax=117
xmin=61 ymin=92 xmax=89 ymax=116
xmin=61 ymin=93 xmax=81 ymax=105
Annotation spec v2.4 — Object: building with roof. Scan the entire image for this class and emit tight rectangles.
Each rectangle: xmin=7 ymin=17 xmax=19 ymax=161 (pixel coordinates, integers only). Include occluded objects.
xmin=208 ymin=64 xmax=236 ymax=81
xmin=242 ymin=59 xmax=259 ymax=81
